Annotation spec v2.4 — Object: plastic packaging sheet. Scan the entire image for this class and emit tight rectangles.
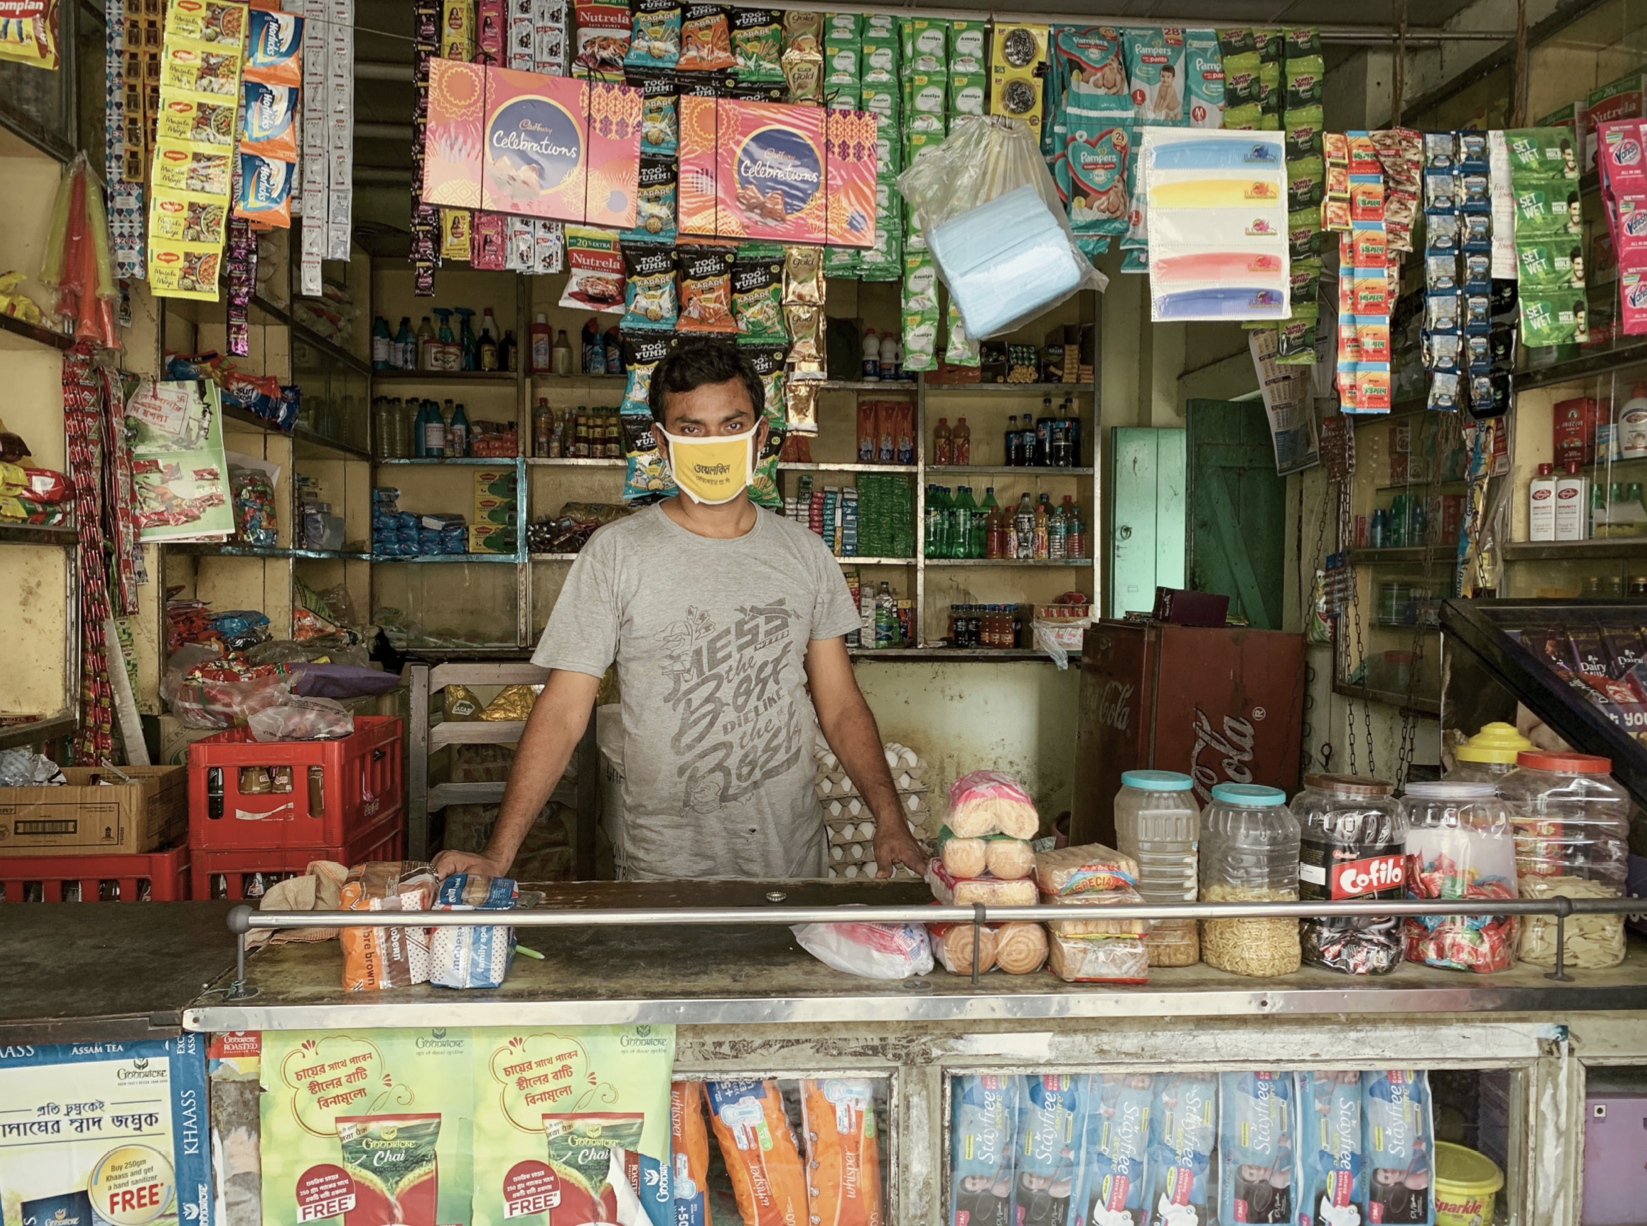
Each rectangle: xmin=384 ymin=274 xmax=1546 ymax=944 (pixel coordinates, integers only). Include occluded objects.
xmin=896 ymin=116 xmax=1106 ymax=339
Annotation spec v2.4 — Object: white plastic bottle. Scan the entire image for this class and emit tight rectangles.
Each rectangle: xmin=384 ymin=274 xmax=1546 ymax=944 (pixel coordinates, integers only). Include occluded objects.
xmin=879 ymin=331 xmax=900 ymax=380
xmin=861 ymin=327 xmax=880 ymax=381
xmin=1529 ymin=462 xmax=1556 ymax=541
xmin=1555 ymin=459 xmax=1588 ymax=541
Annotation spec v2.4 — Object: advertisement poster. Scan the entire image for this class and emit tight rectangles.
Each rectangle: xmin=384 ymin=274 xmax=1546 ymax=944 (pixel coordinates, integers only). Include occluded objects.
xmin=259 ymin=1026 xmax=674 ymax=1226
xmin=123 ymin=379 xmax=234 ymax=544
xmin=0 ymin=1035 xmax=212 ymax=1226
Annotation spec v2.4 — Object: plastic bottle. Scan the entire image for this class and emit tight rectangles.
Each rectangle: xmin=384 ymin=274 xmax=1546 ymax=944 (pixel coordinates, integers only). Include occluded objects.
xmin=428 ymin=308 xmax=454 ymax=370
xmin=499 ymin=329 xmax=518 ymax=373
xmin=393 ymin=317 xmax=415 ymax=370
xmin=416 ymin=315 xmax=436 ymax=371
xmin=1005 ymin=415 xmax=1021 ymax=466
xmin=1529 ymin=463 xmax=1556 ymax=542
xmin=1048 ymin=497 xmax=1067 ymax=561
xmin=530 ymin=313 xmax=553 ymax=373
xmin=372 ymin=317 xmax=391 ymax=370
xmin=533 ymin=398 xmax=553 ymax=458
xmin=372 ymin=397 xmax=390 ymax=458
xmin=478 ymin=310 xmax=500 ymax=371
xmin=450 ymin=308 xmax=474 ymax=370
xmin=397 ymin=399 xmax=416 ymax=458
xmin=924 ymin=485 xmax=948 ymax=557
xmin=1033 ymin=493 xmax=1050 ymax=560
xmin=861 ymin=327 xmax=880 ymax=380
xmin=952 ymin=486 xmax=978 ymax=558
xmin=605 ymin=326 xmax=624 ymax=375
xmin=1114 ymin=770 xmax=1200 ymax=902
xmin=952 ymin=416 xmax=971 ymax=466
xmin=553 ymin=328 xmax=572 ymax=376
xmin=1555 ymin=460 xmax=1588 ymax=540
xmin=1063 ymin=495 xmax=1084 ymax=559
xmin=1014 ymin=492 xmax=1035 ymax=560
xmin=874 ymin=580 xmax=896 ymax=646
xmin=879 ymin=331 xmax=899 ymax=381
xmin=448 ymin=403 xmax=470 ymax=457
xmin=933 ymin=417 xmax=952 ymax=466
xmin=1198 ymin=782 xmax=1302 ymax=977
xmin=1291 ymin=774 xmax=1408 ymax=975
xmin=420 ymin=399 xmax=445 ymax=457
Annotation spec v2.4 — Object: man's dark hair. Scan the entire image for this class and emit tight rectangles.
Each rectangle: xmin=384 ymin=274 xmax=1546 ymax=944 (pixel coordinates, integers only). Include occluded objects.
xmin=648 ymin=336 xmax=765 ymax=425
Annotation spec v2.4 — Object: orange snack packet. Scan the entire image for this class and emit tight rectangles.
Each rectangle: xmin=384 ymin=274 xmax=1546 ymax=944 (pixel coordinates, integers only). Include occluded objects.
xmin=339 ymin=861 xmax=437 ymax=990
xmin=801 ymin=1079 xmax=883 ymax=1226
xmin=704 ymin=1080 xmax=808 ymax=1226
xmin=672 ymin=1083 xmax=712 ymax=1226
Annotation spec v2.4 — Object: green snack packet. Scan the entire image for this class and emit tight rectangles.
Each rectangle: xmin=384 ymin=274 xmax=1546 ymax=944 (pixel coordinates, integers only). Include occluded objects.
xmin=823 ymin=245 xmax=861 ymax=278
xmin=1519 ymin=292 xmax=1589 ymax=346
xmin=741 ymin=342 xmax=787 ymax=509
xmin=1283 ymin=27 xmax=1322 ymax=58
xmin=1277 ymin=303 xmax=1319 ymax=363
xmin=731 ymin=7 xmax=781 ymax=79
xmin=731 ymin=243 xmax=786 ymax=342
xmin=1252 ymin=27 xmax=1283 ymax=63
xmin=1511 ymin=183 xmax=1583 ymax=235
xmin=1258 ymin=60 xmax=1280 ymax=114
xmin=1284 ymin=105 xmax=1324 ymax=159
xmin=1220 ymin=28 xmax=1261 ymax=108
xmin=1284 ymin=55 xmax=1324 ymax=110
xmin=945 ymin=300 xmax=979 ymax=366
xmin=1287 ymin=156 xmax=1325 ymax=210
xmin=950 ymin=20 xmax=987 ymax=74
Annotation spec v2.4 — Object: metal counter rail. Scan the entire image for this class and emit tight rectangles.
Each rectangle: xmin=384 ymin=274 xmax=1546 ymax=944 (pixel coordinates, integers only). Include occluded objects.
xmin=224 ymin=895 xmax=1639 ymax=996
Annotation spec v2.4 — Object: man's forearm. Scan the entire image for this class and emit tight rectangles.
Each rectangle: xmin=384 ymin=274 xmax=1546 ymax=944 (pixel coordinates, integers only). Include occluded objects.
xmin=821 ymin=693 xmax=902 ymax=826
xmin=481 ymin=689 xmax=589 ymax=871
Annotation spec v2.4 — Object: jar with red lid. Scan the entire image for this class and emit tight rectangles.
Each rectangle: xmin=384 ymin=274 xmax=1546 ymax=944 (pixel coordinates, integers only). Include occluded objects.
xmin=1497 ymin=751 xmax=1631 ymax=969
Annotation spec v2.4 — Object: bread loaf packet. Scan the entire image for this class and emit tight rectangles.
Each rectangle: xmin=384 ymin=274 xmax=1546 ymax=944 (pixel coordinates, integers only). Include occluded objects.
xmin=429 ymin=873 xmax=518 ymax=989
xmin=340 ymin=861 xmax=437 ymax=990
xmin=1033 ymin=842 xmax=1140 ymax=897
xmin=1043 ymin=882 xmax=1150 ymax=936
xmin=934 ymin=826 xmax=1035 ymax=879
xmin=1047 ymin=933 xmax=1149 ymax=982
xmin=946 ymin=769 xmax=1039 ymax=838
xmin=925 ymin=859 xmax=1038 ymax=907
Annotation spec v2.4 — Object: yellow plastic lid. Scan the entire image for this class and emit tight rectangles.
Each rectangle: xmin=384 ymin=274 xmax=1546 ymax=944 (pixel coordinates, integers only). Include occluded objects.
xmin=1435 ymin=1142 xmax=1504 ymax=1195
xmin=1455 ymin=721 xmax=1535 ymax=764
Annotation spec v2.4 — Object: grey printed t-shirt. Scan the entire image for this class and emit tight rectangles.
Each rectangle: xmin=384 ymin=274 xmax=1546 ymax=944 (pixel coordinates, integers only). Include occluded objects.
xmin=532 ymin=503 xmax=862 ymax=879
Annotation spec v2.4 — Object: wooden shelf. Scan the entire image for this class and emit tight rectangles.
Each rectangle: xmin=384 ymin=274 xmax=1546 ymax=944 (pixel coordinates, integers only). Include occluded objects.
xmin=0 ymin=523 xmax=75 ymax=546
xmin=1501 ymin=539 xmax=1647 ymax=562
xmin=379 ymin=456 xmax=523 ymax=466
xmin=1348 ymin=547 xmax=1442 ymax=564
xmin=372 ymin=552 xmax=521 ymax=563
xmin=0 ymin=712 xmax=76 ymax=751
xmin=524 ymin=457 xmax=625 ymax=468
xmin=849 ymin=647 xmax=1054 ymax=662
xmin=167 ymin=543 xmax=373 ymax=561
xmin=1513 ymin=341 xmax=1647 ymax=392
xmin=1334 ymin=681 xmax=1441 ymax=718
xmin=930 ymin=465 xmax=1094 ymax=476
xmin=835 ymin=556 xmax=917 ymax=565
xmin=781 ymin=462 xmax=917 ymax=474
xmin=0 ymin=312 xmax=73 ymax=351
xmin=373 ymin=370 xmax=519 ymax=383
xmin=927 ymin=382 xmax=1094 ymax=393
xmin=925 ymin=557 xmax=1094 ymax=567
xmin=820 ymin=379 xmax=918 ymax=392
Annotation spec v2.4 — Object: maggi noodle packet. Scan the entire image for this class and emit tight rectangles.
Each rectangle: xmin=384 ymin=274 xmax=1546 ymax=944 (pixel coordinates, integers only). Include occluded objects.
xmin=339 ymin=862 xmax=437 ymax=991
xmin=671 ymin=1084 xmax=711 ymax=1226
xmin=800 ymin=1079 xmax=882 ymax=1226
xmin=705 ymin=1080 xmax=809 ymax=1226
xmin=336 ymin=1115 xmax=442 ymax=1226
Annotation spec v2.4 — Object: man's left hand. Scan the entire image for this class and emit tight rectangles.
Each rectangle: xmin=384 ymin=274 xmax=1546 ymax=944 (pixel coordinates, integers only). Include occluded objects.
xmin=873 ymin=819 xmax=929 ymax=878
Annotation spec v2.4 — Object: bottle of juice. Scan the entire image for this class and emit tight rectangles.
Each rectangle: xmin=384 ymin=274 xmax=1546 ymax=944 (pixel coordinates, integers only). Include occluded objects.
xmin=1014 ymin=492 xmax=1035 ymax=559
xmin=933 ymin=417 xmax=953 ymax=466
xmin=1063 ymin=496 xmax=1085 ymax=559
xmin=1034 ymin=493 xmax=1051 ymax=560
xmin=952 ymin=417 xmax=971 ymax=466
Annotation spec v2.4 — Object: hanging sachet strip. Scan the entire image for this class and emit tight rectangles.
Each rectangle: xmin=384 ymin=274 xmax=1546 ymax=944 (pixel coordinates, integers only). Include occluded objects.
xmin=98 ymin=365 xmax=143 ymax=615
xmin=64 ymin=347 xmax=116 ymax=764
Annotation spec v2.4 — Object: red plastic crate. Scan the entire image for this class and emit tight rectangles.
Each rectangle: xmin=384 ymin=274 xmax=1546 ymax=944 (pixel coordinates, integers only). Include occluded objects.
xmin=190 ymin=809 xmax=406 ymax=900
xmin=0 ymin=842 xmax=190 ymax=902
xmin=188 ymin=715 xmax=404 ymax=851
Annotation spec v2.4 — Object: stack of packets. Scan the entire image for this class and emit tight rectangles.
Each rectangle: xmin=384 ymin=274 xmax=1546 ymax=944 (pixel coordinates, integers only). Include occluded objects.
xmin=815 ymin=742 xmax=928 ymax=879
xmin=339 ymin=861 xmax=438 ymax=991
xmin=292 ymin=0 xmax=354 ymax=294
xmin=1596 ymin=118 xmax=1647 ymax=335
xmin=468 ymin=466 xmax=518 ymax=554
xmin=428 ymin=872 xmax=519 ymax=989
xmin=1419 ymin=132 xmax=1519 ymax=416
xmin=1323 ymin=129 xmax=1421 ymax=413
xmin=1504 ymin=126 xmax=1587 ymax=353
xmin=146 ymin=0 xmax=248 ymax=300
xmin=925 ymin=770 xmax=1047 ymax=974
xmin=234 ymin=9 xmax=302 ymax=229
xmin=1033 ymin=843 xmax=1152 ymax=983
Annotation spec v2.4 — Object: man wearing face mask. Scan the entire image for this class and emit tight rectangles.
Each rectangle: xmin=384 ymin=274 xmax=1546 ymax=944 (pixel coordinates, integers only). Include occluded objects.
xmin=432 ymin=337 xmax=928 ymax=882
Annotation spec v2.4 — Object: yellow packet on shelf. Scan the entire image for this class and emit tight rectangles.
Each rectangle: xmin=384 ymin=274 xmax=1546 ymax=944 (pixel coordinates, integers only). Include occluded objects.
xmin=479 ymin=684 xmax=541 ymax=721
xmin=443 ymin=684 xmax=482 ymax=721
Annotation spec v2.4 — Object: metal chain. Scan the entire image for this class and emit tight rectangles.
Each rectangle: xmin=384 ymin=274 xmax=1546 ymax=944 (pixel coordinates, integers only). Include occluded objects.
xmin=1339 ymin=474 xmax=1375 ymax=778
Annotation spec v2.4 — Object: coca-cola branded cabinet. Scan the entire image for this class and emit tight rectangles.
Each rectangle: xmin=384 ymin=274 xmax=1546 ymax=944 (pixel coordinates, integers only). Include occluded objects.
xmin=1071 ymin=620 xmax=1306 ymax=848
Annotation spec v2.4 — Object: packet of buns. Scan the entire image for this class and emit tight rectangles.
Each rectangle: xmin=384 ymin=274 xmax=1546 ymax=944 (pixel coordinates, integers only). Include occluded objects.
xmin=925 ymin=859 xmax=1038 ymax=907
xmin=1043 ymin=882 xmax=1151 ymax=936
xmin=928 ymin=920 xmax=999 ymax=974
xmin=995 ymin=921 xmax=1048 ymax=974
xmin=946 ymin=769 xmax=1039 ymax=839
xmin=1047 ymin=933 xmax=1149 ymax=983
xmin=339 ymin=861 xmax=437 ymax=990
xmin=1034 ymin=842 xmax=1140 ymax=897
xmin=935 ymin=827 xmax=1035 ymax=880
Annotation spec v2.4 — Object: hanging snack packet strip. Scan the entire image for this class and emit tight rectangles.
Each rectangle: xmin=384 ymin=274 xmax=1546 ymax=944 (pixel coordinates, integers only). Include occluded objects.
xmin=678 ymin=243 xmax=737 ymax=332
xmin=678 ymin=3 xmax=734 ymax=72
xmin=800 ymin=1079 xmax=883 ymax=1226
xmin=621 ymin=332 xmax=677 ymax=503
xmin=622 ymin=242 xmax=679 ymax=329
xmin=705 ymin=1080 xmax=810 ymax=1226
xmin=743 ymin=342 xmax=787 ymax=508
xmin=623 ymin=0 xmax=680 ymax=71
xmin=732 ymin=244 xmax=787 ymax=342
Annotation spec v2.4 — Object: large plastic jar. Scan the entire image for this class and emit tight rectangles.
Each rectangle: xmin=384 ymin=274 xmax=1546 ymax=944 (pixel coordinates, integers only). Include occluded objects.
xmin=1114 ymin=769 xmax=1201 ymax=968
xmin=1497 ymin=751 xmax=1631 ymax=969
xmin=1199 ymin=782 xmax=1301 ymax=978
xmin=1402 ymin=781 xmax=1520 ymax=973
xmin=1291 ymin=774 xmax=1408 ymax=975
xmin=1446 ymin=722 xmax=1534 ymax=785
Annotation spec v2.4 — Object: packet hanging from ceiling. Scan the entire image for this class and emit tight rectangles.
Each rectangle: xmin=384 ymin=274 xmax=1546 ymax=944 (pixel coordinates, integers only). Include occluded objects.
xmin=632 ymin=71 xmax=680 ymax=156
xmin=233 ymin=152 xmax=295 ymax=226
xmin=157 ymin=92 xmax=239 ymax=149
xmin=677 ymin=243 xmax=737 ymax=332
xmin=731 ymin=244 xmax=786 ymax=342
xmin=1055 ymin=27 xmax=1131 ymax=121
xmin=245 ymin=8 xmax=302 ymax=86
xmin=560 ymin=227 xmax=628 ymax=313
xmin=732 ymin=8 xmax=783 ymax=82
xmin=621 ymin=241 xmax=678 ymax=329
xmin=1184 ymin=29 xmax=1224 ymax=129
xmin=150 ymin=191 xmax=229 ymax=246
xmin=239 ymin=81 xmax=299 ymax=161
xmin=573 ymin=1 xmax=632 ymax=75
xmin=1123 ymin=26 xmax=1186 ymax=125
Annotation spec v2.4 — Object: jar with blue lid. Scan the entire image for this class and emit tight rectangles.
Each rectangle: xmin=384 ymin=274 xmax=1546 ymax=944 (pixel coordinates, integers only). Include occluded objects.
xmin=1198 ymin=782 xmax=1301 ymax=977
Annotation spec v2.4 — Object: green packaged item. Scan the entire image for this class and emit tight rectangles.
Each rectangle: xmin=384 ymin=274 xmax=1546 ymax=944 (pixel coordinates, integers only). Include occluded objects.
xmin=731 ymin=244 xmax=786 ymax=341
xmin=823 ymin=246 xmax=861 ymax=277
xmin=621 ymin=241 xmax=678 ymax=329
xmin=906 ymin=18 xmax=946 ymax=74
xmin=1252 ymin=27 xmax=1282 ymax=62
xmin=1503 ymin=127 xmax=1580 ymax=180
xmin=1258 ymin=59 xmax=1279 ymax=115
xmin=950 ymin=21 xmax=986 ymax=74
xmin=1219 ymin=28 xmax=1260 ymax=107
xmin=1184 ymin=28 xmax=1224 ymax=129
xmin=1224 ymin=102 xmax=1262 ymax=130
xmin=909 ymin=71 xmax=946 ymax=132
xmin=1515 ymin=237 xmax=1586 ymax=290
xmin=1277 ymin=303 xmax=1318 ymax=364
xmin=1511 ymin=183 xmax=1583 ymax=236
xmin=732 ymin=8 xmax=783 ymax=81
xmin=1287 ymin=155 xmax=1325 ymax=210
xmin=621 ymin=331 xmax=677 ymax=502
xmin=862 ymin=77 xmax=899 ymax=123
xmin=1284 ymin=55 xmax=1324 ymax=110
xmin=1122 ymin=248 xmax=1149 ymax=273
xmin=1290 ymin=261 xmax=1321 ymax=306
xmin=1284 ymin=105 xmax=1324 ymax=159
xmin=1055 ymin=26 xmax=1130 ymax=120
xmin=945 ymin=301 xmax=979 ymax=366
xmin=824 ymin=29 xmax=858 ymax=85
xmin=950 ymin=72 xmax=986 ymax=119
xmin=862 ymin=16 xmax=897 ymax=80
xmin=1283 ymin=27 xmax=1321 ymax=57
xmin=1289 ymin=208 xmax=1322 ymax=262
xmin=741 ymin=342 xmax=787 ymax=509
xmin=902 ymin=248 xmax=939 ymax=369
xmin=1519 ymin=292 xmax=1589 ymax=347
xmin=824 ymin=12 xmax=860 ymax=41
xmin=625 ymin=0 xmax=681 ymax=70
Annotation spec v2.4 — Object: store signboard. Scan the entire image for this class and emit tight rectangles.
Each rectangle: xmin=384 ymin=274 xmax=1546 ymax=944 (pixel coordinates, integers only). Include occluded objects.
xmin=258 ymin=1026 xmax=674 ymax=1226
xmin=423 ymin=59 xmax=643 ymax=230
xmin=677 ymin=97 xmax=878 ymax=246
xmin=0 ymin=1036 xmax=212 ymax=1226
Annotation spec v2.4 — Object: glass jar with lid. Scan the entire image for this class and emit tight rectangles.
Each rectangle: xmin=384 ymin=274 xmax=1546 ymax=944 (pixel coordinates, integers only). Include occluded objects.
xmin=1497 ymin=751 xmax=1631 ymax=968
xmin=1114 ymin=769 xmax=1200 ymax=967
xmin=1402 ymin=781 xmax=1521 ymax=973
xmin=1290 ymin=774 xmax=1407 ymax=975
xmin=1198 ymin=783 xmax=1301 ymax=978
xmin=1446 ymin=722 xmax=1534 ymax=785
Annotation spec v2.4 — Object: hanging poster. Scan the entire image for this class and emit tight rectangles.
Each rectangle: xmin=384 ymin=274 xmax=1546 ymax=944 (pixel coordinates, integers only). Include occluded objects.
xmin=422 ymin=59 xmax=643 ymax=229
xmin=0 ymin=1036 xmax=213 ymax=1226
xmin=123 ymin=378 xmax=235 ymax=543
xmin=1143 ymin=128 xmax=1289 ymax=321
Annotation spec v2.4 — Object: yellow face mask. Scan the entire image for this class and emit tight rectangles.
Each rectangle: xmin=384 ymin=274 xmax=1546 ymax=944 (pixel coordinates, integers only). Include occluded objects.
xmin=658 ymin=423 xmax=760 ymax=505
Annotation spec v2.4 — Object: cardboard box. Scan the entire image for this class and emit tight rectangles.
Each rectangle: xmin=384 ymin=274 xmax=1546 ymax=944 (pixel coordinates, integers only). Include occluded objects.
xmin=0 ymin=766 xmax=186 ymax=855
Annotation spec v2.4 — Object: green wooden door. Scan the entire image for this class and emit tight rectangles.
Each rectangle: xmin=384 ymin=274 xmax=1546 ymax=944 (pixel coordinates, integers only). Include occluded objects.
xmin=1185 ymin=398 xmax=1286 ymax=629
xmin=1108 ymin=427 xmax=1186 ymax=619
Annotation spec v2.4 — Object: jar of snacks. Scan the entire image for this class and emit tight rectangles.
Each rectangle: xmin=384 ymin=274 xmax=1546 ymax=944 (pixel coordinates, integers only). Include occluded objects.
xmin=1402 ymin=781 xmax=1520 ymax=973
xmin=1445 ymin=722 xmax=1534 ymax=785
xmin=1115 ymin=769 xmax=1201 ymax=966
xmin=1198 ymin=783 xmax=1301 ymax=978
xmin=1291 ymin=774 xmax=1408 ymax=976
xmin=1497 ymin=751 xmax=1631 ymax=969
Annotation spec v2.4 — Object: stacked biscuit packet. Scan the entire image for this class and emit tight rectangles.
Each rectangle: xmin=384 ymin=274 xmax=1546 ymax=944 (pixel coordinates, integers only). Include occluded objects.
xmin=815 ymin=741 xmax=930 ymax=878
xmin=925 ymin=770 xmax=1048 ymax=975
xmin=1033 ymin=844 xmax=1151 ymax=984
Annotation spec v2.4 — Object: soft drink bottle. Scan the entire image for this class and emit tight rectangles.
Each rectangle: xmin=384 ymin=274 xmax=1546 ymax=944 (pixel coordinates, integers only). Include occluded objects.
xmin=1005 ymin=415 xmax=1022 ymax=466
xmin=952 ymin=486 xmax=977 ymax=558
xmin=933 ymin=417 xmax=953 ymax=466
xmin=952 ymin=416 xmax=971 ymax=465
xmin=1034 ymin=494 xmax=1051 ymax=560
xmin=981 ymin=488 xmax=1001 ymax=558
xmin=1014 ymin=493 xmax=1035 ymax=559
xmin=875 ymin=581 xmax=896 ymax=647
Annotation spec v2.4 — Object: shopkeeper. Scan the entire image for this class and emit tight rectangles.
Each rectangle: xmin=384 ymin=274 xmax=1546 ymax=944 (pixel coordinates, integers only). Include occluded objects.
xmin=433 ymin=337 xmax=927 ymax=882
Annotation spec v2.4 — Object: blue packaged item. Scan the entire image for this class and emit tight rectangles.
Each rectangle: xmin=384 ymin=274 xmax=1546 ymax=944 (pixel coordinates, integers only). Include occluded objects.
xmin=1153 ymin=286 xmax=1287 ymax=319
xmin=929 ymin=185 xmax=1090 ymax=340
xmin=429 ymin=873 xmax=517 ymax=988
xmin=1362 ymin=1071 xmax=1435 ymax=1225
xmin=1143 ymin=1073 xmax=1216 ymax=1226
xmin=234 ymin=151 xmax=295 ymax=223
xmin=637 ymin=1152 xmax=671 ymax=1226
xmin=1149 ymin=137 xmax=1281 ymax=170
xmin=1296 ymin=1072 xmax=1366 ymax=1226
xmin=1017 ymin=1075 xmax=1081 ymax=1226
xmin=950 ymin=1074 xmax=1020 ymax=1226
xmin=21 ymin=1191 xmax=95 ymax=1226
xmin=1076 ymin=1073 xmax=1153 ymax=1226
xmin=1218 ymin=1071 xmax=1296 ymax=1225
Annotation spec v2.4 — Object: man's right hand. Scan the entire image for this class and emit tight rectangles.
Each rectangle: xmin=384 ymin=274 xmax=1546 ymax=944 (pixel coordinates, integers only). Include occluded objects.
xmin=430 ymin=849 xmax=509 ymax=880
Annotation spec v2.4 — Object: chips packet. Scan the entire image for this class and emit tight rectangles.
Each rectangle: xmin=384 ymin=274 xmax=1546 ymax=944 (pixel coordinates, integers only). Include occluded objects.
xmin=245 ymin=8 xmax=302 ymax=85
xmin=623 ymin=156 xmax=678 ymax=242
xmin=732 ymin=7 xmax=783 ymax=81
xmin=623 ymin=0 xmax=681 ymax=70
xmin=621 ymin=242 xmax=678 ymax=329
xmin=633 ymin=71 xmax=680 ymax=156
xmin=731 ymin=244 xmax=786 ymax=341
xmin=678 ymin=3 xmax=734 ymax=71
xmin=677 ymin=243 xmax=737 ymax=332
